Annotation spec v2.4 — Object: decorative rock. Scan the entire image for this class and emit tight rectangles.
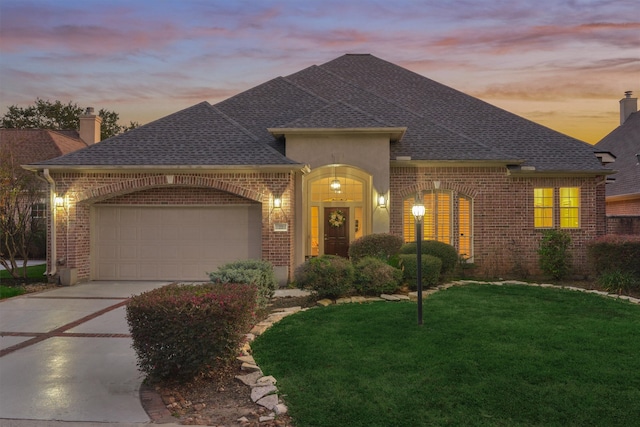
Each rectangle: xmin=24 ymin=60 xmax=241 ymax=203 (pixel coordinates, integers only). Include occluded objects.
xmin=256 ymin=375 xmax=277 ymax=386
xmin=336 ymin=297 xmax=352 ymax=304
xmin=241 ymin=362 xmax=261 ymax=372
xmin=380 ymin=294 xmax=402 ymax=301
xmin=351 ymin=296 xmax=368 ymax=303
xmin=408 ymin=290 xmax=438 ymax=301
xmin=274 ymin=306 xmax=302 ymax=313
xmin=275 ymin=403 xmax=288 ymax=415
xmin=259 ymin=415 xmax=276 ymax=422
xmin=236 ymin=371 xmax=263 ymax=386
xmin=317 ymin=298 xmax=333 ymax=306
xmin=250 ymin=322 xmax=271 ymax=335
xmin=256 ymin=394 xmax=279 ymax=410
xmin=237 ymin=416 xmax=249 ymax=423
xmin=237 ymin=355 xmax=256 ymax=364
xmin=251 ymin=385 xmax=277 ymax=402
xmin=244 ymin=333 xmax=256 ymax=342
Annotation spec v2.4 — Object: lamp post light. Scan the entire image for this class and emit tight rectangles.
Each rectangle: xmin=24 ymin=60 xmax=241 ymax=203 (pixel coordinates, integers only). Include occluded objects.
xmin=411 ymin=201 xmax=425 ymax=325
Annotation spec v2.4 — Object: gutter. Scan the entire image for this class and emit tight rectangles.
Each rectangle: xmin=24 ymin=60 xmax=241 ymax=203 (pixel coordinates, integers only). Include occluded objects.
xmin=42 ymin=169 xmax=57 ymax=278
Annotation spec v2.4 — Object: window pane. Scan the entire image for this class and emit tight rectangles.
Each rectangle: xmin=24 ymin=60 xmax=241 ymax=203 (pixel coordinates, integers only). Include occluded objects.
xmin=403 ymin=198 xmax=415 ymax=243
xmin=560 ymin=187 xmax=579 ymax=228
xmin=436 ymin=192 xmax=451 ymax=244
xmin=534 ymin=188 xmax=553 ymax=228
xmin=459 ymin=197 xmax=471 ymax=258
xmin=311 ymin=206 xmax=319 ymax=256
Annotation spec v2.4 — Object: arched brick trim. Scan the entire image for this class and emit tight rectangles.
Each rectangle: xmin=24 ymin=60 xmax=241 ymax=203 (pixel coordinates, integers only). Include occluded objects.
xmin=398 ymin=181 xmax=479 ymax=199
xmin=76 ymin=175 xmax=264 ymax=204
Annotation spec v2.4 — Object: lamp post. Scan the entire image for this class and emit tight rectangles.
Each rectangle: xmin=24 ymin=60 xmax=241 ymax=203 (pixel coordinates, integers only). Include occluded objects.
xmin=412 ymin=202 xmax=425 ymax=325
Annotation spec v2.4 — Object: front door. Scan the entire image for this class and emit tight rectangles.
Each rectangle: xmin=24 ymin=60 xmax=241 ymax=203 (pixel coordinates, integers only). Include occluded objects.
xmin=324 ymin=207 xmax=349 ymax=257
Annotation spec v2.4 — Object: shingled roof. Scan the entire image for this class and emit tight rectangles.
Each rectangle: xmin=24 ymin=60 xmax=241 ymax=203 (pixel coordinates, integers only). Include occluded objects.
xmin=1 ymin=129 xmax=87 ymax=165
xmin=595 ymin=111 xmax=640 ymax=197
xmin=31 ymin=54 xmax=607 ymax=173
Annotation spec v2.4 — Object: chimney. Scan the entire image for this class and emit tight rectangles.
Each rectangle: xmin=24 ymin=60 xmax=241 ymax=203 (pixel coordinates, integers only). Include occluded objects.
xmin=79 ymin=107 xmax=102 ymax=145
xmin=620 ymin=91 xmax=637 ymax=125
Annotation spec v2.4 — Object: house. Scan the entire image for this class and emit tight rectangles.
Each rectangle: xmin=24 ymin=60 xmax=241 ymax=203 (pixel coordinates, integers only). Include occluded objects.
xmin=25 ymin=54 xmax=612 ymax=285
xmin=595 ymin=92 xmax=640 ymax=234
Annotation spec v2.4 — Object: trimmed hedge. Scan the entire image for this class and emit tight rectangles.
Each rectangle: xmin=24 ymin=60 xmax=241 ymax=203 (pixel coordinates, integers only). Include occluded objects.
xmin=354 ymin=257 xmax=403 ymax=295
xmin=209 ymin=259 xmax=277 ymax=309
xmin=399 ymin=254 xmax=442 ymax=289
xmin=295 ymin=255 xmax=355 ymax=299
xmin=126 ymin=283 xmax=256 ymax=381
xmin=348 ymin=233 xmax=404 ymax=263
xmin=587 ymin=234 xmax=640 ymax=279
xmin=399 ymin=240 xmax=458 ymax=278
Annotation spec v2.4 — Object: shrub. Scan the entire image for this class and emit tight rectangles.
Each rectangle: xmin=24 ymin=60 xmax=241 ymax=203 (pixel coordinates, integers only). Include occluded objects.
xmin=295 ymin=255 xmax=355 ymax=299
xmin=537 ymin=230 xmax=572 ymax=280
xmin=597 ymin=270 xmax=639 ymax=295
xmin=348 ymin=233 xmax=404 ymax=263
xmin=587 ymin=234 xmax=640 ymax=279
xmin=399 ymin=240 xmax=458 ymax=278
xmin=126 ymin=283 xmax=256 ymax=381
xmin=398 ymin=254 xmax=442 ymax=289
xmin=354 ymin=257 xmax=403 ymax=295
xmin=209 ymin=259 xmax=277 ymax=309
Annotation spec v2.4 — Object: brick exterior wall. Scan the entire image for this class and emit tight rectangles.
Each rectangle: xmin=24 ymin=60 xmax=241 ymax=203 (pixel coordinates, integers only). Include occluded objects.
xmin=49 ymin=172 xmax=295 ymax=282
xmin=390 ymin=166 xmax=607 ymax=279
xmin=606 ymin=198 xmax=640 ymax=216
xmin=606 ymin=216 xmax=640 ymax=235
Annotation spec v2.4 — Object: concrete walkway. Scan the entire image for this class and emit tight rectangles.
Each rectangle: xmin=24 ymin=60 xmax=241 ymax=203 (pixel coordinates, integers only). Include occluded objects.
xmin=0 ymin=281 xmax=175 ymax=426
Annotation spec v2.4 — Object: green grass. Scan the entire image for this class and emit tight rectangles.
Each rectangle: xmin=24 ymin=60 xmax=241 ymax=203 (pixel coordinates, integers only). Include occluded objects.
xmin=252 ymin=284 xmax=640 ymax=427
xmin=0 ymin=264 xmax=46 ymax=299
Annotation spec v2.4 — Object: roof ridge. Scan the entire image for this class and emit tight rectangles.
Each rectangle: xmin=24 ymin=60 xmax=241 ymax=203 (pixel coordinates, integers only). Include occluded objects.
xmin=208 ymin=103 xmax=259 ymax=142
xmin=316 ymin=61 xmax=514 ymax=159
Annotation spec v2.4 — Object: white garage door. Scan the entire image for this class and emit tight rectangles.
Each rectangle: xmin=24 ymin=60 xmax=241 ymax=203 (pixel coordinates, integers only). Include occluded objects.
xmin=92 ymin=205 xmax=261 ymax=280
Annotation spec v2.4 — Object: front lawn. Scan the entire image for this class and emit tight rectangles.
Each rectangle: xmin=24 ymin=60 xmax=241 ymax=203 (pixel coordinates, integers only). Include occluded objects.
xmin=252 ymin=284 xmax=640 ymax=427
xmin=0 ymin=263 xmax=47 ymax=299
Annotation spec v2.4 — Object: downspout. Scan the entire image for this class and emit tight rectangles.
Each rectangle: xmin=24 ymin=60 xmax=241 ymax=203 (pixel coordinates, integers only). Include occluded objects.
xmin=42 ymin=169 xmax=57 ymax=277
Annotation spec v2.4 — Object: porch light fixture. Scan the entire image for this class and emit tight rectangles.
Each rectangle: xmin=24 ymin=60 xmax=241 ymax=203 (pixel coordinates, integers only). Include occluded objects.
xmin=330 ymin=167 xmax=341 ymax=193
xmin=412 ymin=201 xmax=426 ymax=326
xmin=378 ymin=194 xmax=387 ymax=208
xmin=54 ymin=195 xmax=65 ymax=208
xmin=273 ymin=196 xmax=282 ymax=209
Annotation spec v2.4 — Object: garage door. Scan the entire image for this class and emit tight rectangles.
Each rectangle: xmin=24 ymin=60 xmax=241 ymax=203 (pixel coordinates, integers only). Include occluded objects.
xmin=92 ymin=205 xmax=261 ymax=280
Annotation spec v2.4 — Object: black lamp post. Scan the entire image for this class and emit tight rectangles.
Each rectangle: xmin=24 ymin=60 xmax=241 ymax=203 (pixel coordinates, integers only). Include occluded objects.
xmin=412 ymin=202 xmax=425 ymax=325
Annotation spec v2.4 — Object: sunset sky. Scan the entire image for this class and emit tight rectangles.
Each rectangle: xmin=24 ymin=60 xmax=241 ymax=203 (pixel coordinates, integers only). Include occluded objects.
xmin=1 ymin=0 xmax=638 ymax=144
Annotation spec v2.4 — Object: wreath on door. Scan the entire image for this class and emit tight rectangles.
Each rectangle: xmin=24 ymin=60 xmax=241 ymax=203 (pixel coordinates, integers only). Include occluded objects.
xmin=328 ymin=210 xmax=346 ymax=227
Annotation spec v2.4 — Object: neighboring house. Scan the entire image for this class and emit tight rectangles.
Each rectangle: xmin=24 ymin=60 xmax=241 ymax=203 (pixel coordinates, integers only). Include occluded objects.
xmin=1 ymin=111 xmax=100 ymax=267
xmin=595 ymin=92 xmax=640 ymax=234
xmin=26 ymin=54 xmax=612 ymax=285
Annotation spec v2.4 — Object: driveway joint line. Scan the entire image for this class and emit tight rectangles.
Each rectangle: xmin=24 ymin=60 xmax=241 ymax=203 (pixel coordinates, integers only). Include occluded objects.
xmin=0 ymin=298 xmax=130 ymax=357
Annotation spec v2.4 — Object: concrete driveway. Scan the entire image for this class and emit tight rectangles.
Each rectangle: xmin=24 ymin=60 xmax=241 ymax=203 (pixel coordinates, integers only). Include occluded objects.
xmin=0 ymin=281 xmax=173 ymax=425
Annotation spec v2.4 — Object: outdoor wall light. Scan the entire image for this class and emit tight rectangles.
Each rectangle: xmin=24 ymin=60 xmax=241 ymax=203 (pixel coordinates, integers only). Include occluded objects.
xmin=412 ymin=201 xmax=426 ymax=326
xmin=378 ymin=194 xmax=387 ymax=208
xmin=273 ymin=196 xmax=282 ymax=208
xmin=54 ymin=195 xmax=65 ymax=208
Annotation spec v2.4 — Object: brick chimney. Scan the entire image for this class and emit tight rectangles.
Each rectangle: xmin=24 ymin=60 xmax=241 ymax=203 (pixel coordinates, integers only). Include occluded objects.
xmin=620 ymin=91 xmax=637 ymax=125
xmin=79 ymin=107 xmax=102 ymax=145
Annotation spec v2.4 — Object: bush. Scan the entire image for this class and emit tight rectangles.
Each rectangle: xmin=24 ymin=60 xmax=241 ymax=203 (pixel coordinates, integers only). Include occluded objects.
xmin=399 ymin=240 xmax=458 ymax=278
xmin=597 ymin=270 xmax=639 ymax=295
xmin=209 ymin=259 xmax=277 ymax=309
xmin=295 ymin=255 xmax=355 ymax=299
xmin=348 ymin=233 xmax=404 ymax=263
xmin=398 ymin=254 xmax=442 ymax=289
xmin=537 ymin=230 xmax=572 ymax=280
xmin=587 ymin=234 xmax=640 ymax=279
xmin=354 ymin=257 xmax=403 ymax=295
xmin=126 ymin=283 xmax=257 ymax=381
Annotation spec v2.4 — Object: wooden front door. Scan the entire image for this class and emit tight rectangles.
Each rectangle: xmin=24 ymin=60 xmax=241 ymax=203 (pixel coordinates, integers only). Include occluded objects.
xmin=324 ymin=207 xmax=349 ymax=257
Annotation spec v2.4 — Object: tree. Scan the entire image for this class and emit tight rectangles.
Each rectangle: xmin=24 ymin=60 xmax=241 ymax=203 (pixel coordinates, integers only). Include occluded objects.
xmin=1 ymin=98 xmax=139 ymax=140
xmin=0 ymin=138 xmax=45 ymax=279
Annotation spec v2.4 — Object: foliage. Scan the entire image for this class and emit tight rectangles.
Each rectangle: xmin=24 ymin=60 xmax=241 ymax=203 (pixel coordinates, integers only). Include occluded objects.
xmin=399 ymin=240 xmax=457 ymax=278
xmin=295 ymin=255 xmax=355 ymax=299
xmin=398 ymin=254 xmax=442 ymax=289
xmin=348 ymin=233 xmax=404 ymax=263
xmin=252 ymin=285 xmax=640 ymax=427
xmin=0 ymin=285 xmax=25 ymax=299
xmin=353 ymin=257 xmax=403 ymax=295
xmin=0 ymin=140 xmax=46 ymax=278
xmin=1 ymin=98 xmax=138 ymax=140
xmin=587 ymin=234 xmax=640 ymax=280
xmin=597 ymin=270 xmax=639 ymax=295
xmin=126 ymin=283 xmax=256 ymax=381
xmin=537 ymin=230 xmax=572 ymax=280
xmin=208 ymin=259 xmax=278 ymax=309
